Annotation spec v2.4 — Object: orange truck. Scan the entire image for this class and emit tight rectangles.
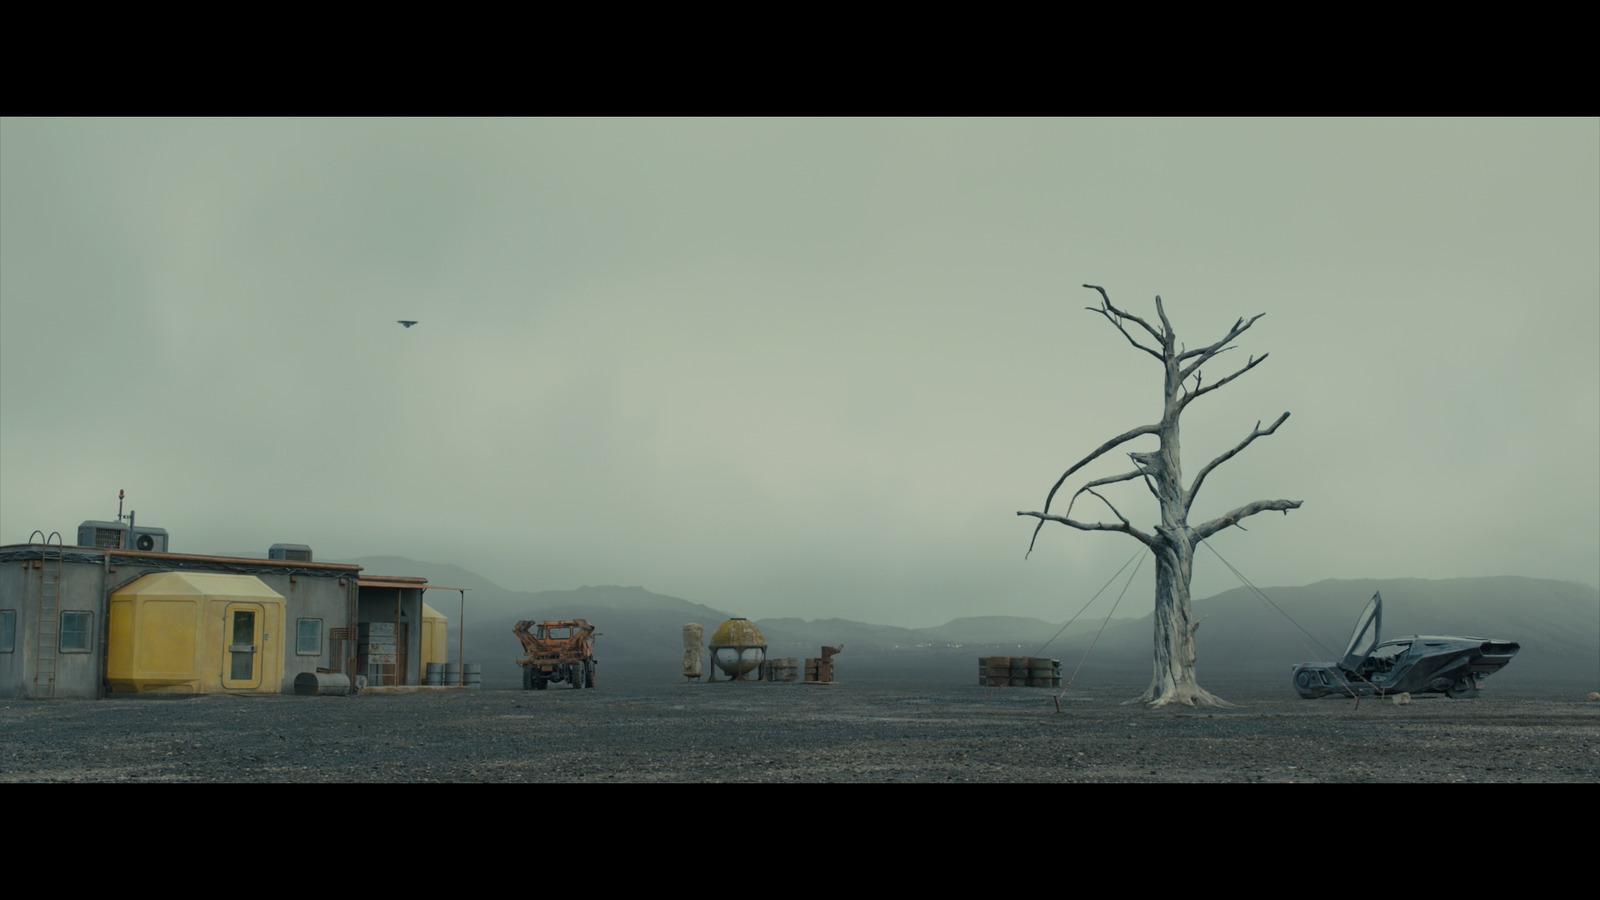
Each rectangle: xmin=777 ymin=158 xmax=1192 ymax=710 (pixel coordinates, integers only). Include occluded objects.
xmin=513 ymin=619 xmax=597 ymax=690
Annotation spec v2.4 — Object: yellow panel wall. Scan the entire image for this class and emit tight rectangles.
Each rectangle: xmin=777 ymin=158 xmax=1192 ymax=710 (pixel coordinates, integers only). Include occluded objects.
xmin=421 ymin=602 xmax=448 ymax=671
xmin=107 ymin=573 xmax=284 ymax=694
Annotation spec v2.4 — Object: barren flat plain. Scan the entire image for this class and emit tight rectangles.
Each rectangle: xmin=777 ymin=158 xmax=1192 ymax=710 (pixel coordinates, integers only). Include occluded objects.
xmin=4 ymin=676 xmax=1596 ymax=782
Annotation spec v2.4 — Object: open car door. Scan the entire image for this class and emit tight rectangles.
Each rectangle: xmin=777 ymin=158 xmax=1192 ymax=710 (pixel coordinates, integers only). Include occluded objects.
xmin=1339 ymin=591 xmax=1382 ymax=674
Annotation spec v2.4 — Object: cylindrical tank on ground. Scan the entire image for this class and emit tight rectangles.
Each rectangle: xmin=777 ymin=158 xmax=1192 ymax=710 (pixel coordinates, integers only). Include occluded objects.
xmin=709 ymin=618 xmax=767 ymax=680
xmin=294 ymin=672 xmax=353 ymax=695
xmin=683 ymin=623 xmax=704 ymax=679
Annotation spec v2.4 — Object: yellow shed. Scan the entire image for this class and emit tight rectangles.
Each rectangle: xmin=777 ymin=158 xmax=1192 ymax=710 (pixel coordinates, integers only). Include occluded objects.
xmin=107 ymin=572 xmax=285 ymax=694
xmin=420 ymin=602 xmax=449 ymax=673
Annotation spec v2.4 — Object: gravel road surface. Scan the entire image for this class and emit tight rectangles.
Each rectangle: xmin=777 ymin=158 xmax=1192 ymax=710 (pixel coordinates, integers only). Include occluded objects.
xmin=3 ymin=678 xmax=1596 ymax=782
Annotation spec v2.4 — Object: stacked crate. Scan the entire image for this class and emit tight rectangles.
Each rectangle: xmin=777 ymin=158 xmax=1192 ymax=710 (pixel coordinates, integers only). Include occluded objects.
xmin=359 ymin=622 xmax=398 ymax=686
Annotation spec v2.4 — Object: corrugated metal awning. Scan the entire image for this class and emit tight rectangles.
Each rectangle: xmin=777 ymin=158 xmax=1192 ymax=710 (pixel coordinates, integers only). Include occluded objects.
xmin=358 ymin=577 xmax=469 ymax=592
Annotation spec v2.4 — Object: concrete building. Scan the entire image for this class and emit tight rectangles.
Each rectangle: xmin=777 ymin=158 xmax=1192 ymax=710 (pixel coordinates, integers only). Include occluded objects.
xmin=0 ymin=521 xmax=466 ymax=699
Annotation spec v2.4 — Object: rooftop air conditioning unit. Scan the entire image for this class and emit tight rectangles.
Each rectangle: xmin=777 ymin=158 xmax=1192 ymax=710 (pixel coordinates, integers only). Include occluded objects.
xmin=78 ymin=521 xmax=128 ymax=550
xmin=130 ymin=526 xmax=169 ymax=553
xmin=269 ymin=543 xmax=313 ymax=562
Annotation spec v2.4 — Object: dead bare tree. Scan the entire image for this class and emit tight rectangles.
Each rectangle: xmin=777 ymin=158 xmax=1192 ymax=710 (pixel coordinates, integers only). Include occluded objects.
xmin=1018 ymin=285 xmax=1301 ymax=708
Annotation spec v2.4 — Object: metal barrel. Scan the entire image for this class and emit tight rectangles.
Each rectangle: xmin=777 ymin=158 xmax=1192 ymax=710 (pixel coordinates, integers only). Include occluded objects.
xmin=443 ymin=662 xmax=462 ymax=685
xmin=294 ymin=672 xmax=353 ymax=696
xmin=462 ymin=663 xmax=481 ymax=688
xmin=424 ymin=662 xmax=444 ymax=685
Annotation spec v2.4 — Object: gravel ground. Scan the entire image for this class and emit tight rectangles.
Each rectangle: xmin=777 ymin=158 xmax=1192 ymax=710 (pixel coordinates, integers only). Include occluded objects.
xmin=3 ymin=678 xmax=1596 ymax=782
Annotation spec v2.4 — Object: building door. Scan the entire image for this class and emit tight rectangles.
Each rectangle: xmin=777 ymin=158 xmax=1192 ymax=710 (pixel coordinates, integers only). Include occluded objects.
xmin=222 ymin=603 xmax=264 ymax=690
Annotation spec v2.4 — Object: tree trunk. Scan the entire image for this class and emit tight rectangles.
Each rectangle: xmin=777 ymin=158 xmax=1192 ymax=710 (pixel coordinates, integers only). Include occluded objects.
xmin=1134 ymin=376 xmax=1229 ymax=708
xmin=1135 ymin=539 xmax=1229 ymax=707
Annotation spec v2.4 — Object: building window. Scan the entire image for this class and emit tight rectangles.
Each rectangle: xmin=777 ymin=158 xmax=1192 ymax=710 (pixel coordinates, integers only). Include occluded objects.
xmin=60 ymin=611 xmax=92 ymax=653
xmin=1 ymin=609 xmax=15 ymax=653
xmin=297 ymin=618 xmax=323 ymax=656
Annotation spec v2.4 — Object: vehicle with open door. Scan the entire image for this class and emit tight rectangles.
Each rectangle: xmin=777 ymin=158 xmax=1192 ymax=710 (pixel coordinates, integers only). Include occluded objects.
xmin=1291 ymin=592 xmax=1519 ymax=698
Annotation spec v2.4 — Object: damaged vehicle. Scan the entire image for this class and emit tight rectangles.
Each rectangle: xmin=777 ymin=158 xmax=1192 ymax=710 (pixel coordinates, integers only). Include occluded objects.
xmin=513 ymin=619 xmax=597 ymax=690
xmin=1292 ymin=592 xmax=1519 ymax=699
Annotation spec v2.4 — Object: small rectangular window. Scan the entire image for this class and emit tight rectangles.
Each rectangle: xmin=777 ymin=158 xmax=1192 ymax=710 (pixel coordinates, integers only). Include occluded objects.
xmin=1 ymin=609 xmax=15 ymax=653
xmin=297 ymin=618 xmax=323 ymax=656
xmin=60 ymin=611 xmax=92 ymax=653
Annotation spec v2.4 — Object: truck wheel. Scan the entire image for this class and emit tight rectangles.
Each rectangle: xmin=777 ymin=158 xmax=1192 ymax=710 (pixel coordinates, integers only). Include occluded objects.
xmin=522 ymin=666 xmax=534 ymax=690
xmin=570 ymin=663 xmax=583 ymax=689
xmin=585 ymin=660 xmax=596 ymax=688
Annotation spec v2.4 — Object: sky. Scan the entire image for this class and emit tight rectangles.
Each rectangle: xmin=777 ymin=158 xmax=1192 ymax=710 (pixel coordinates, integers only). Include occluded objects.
xmin=2 ymin=118 xmax=1596 ymax=628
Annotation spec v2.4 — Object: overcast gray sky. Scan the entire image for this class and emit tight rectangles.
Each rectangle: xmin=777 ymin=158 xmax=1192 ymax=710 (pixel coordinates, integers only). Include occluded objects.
xmin=3 ymin=118 xmax=1595 ymax=627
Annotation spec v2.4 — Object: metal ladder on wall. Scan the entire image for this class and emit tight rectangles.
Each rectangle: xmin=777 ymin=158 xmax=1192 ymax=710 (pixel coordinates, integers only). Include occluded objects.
xmin=29 ymin=531 xmax=63 ymax=699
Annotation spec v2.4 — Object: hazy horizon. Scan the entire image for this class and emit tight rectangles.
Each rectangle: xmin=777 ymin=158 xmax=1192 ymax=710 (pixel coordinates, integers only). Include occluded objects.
xmin=4 ymin=118 xmax=1596 ymax=628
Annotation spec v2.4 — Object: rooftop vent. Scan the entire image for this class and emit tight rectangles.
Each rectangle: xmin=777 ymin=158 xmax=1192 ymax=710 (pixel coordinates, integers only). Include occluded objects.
xmin=269 ymin=543 xmax=313 ymax=562
xmin=78 ymin=521 xmax=128 ymax=550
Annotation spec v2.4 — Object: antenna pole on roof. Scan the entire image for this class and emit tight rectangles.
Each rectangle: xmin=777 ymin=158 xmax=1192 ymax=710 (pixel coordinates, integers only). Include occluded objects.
xmin=117 ymin=489 xmax=125 ymax=523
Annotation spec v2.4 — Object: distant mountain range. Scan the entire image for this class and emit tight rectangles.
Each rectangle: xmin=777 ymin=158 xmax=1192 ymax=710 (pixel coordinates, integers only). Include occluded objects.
xmin=337 ymin=556 xmax=1600 ymax=694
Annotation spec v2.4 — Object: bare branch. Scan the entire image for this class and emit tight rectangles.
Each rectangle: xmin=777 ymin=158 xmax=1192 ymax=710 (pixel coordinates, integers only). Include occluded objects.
xmin=1178 ymin=352 xmax=1270 ymax=410
xmin=1185 ymin=412 xmax=1291 ymax=511
xmin=1178 ymin=312 xmax=1265 ymax=377
xmin=1153 ymin=294 xmax=1174 ymax=344
xmin=1024 ymin=422 xmax=1161 ymax=557
xmin=1085 ymin=487 xmax=1137 ymax=532
xmin=1192 ymin=498 xmax=1303 ymax=542
xmin=1017 ymin=510 xmax=1157 ymax=548
xmin=1062 ymin=469 xmax=1148 ymax=521
xmin=1083 ymin=285 xmax=1163 ymax=341
xmin=1083 ymin=284 xmax=1164 ymax=360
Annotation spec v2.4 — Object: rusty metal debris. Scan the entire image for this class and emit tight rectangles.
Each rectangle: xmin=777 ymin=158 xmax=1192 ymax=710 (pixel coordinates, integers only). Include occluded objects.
xmin=804 ymin=645 xmax=842 ymax=683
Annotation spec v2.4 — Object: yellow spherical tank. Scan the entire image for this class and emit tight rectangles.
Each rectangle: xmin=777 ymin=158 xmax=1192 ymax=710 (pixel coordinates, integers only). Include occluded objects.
xmin=709 ymin=617 xmax=767 ymax=679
